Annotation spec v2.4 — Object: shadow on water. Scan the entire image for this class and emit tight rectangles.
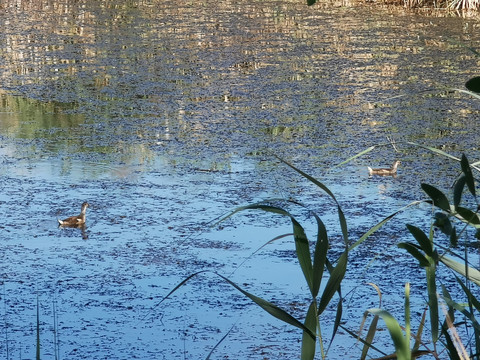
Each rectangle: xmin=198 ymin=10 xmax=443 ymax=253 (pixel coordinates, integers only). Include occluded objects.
xmin=0 ymin=0 xmax=480 ymax=358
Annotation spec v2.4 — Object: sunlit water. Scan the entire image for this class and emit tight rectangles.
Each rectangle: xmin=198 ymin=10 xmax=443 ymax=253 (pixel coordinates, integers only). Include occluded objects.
xmin=1 ymin=0 xmax=480 ymax=358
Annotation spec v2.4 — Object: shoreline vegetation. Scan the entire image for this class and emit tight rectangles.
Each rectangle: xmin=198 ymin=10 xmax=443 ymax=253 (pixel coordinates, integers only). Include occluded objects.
xmin=1 ymin=0 xmax=480 ymax=13
xmin=307 ymin=0 xmax=480 ymax=11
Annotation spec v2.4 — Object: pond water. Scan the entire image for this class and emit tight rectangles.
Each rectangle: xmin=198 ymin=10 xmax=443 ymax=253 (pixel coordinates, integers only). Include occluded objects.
xmin=1 ymin=0 xmax=480 ymax=358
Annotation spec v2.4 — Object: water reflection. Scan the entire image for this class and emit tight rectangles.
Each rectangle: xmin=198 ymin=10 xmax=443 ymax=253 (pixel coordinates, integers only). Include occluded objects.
xmin=59 ymin=223 xmax=89 ymax=239
xmin=1 ymin=0 xmax=479 ymax=167
xmin=0 ymin=94 xmax=82 ymax=134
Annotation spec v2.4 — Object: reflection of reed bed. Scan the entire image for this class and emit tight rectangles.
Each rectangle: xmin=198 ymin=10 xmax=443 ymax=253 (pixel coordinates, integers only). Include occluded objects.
xmin=157 ymin=149 xmax=480 ymax=359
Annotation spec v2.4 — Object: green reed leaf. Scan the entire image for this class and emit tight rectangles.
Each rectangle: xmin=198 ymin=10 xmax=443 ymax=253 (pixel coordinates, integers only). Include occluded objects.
xmin=350 ymin=200 xmax=428 ymax=251
xmin=216 ymin=273 xmax=316 ymax=339
xmin=407 ymin=142 xmax=460 ymax=162
xmin=442 ymin=327 xmax=461 ymax=360
xmin=361 ymin=314 xmax=379 ymax=360
xmin=312 ymin=213 xmax=328 ymax=298
xmin=461 ymin=154 xmax=476 ymax=198
xmin=397 ymin=242 xmax=429 ymax=267
xmin=328 ymin=146 xmax=376 ymax=170
xmin=455 ymin=275 xmax=480 ymax=311
xmin=405 ymin=283 xmax=411 ymax=351
xmin=453 ymin=175 xmax=466 ymax=208
xmin=144 ymin=270 xmax=209 ymax=318
xmin=427 ymin=263 xmax=439 ymax=343
xmin=441 ymin=256 xmax=480 ymax=286
xmin=329 ymin=295 xmax=343 ymax=352
xmin=449 ymin=39 xmax=480 ymax=57
xmin=421 ymin=184 xmax=450 ymax=212
xmin=205 ymin=324 xmax=235 ymax=360
xmin=441 ymin=293 xmax=480 ymax=332
xmin=449 ymin=227 xmax=458 ymax=247
xmin=406 ymin=224 xmax=433 ymax=257
xmin=340 ymin=323 xmax=386 ymax=356
xmin=318 ymin=251 xmax=347 ymax=315
xmin=292 ymin=217 xmax=314 ymax=292
xmin=301 ymin=301 xmax=317 ymax=360
xmin=456 ymin=206 xmax=480 ymax=225
xmin=367 ymin=309 xmax=410 ymax=360
xmin=230 ymin=232 xmax=293 ymax=275
xmin=274 ymin=155 xmax=348 ymax=245
xmin=412 ymin=309 xmax=427 ymax=352
xmin=433 ymin=212 xmax=453 ymax=236
xmin=151 ymin=270 xmax=316 ymax=339
xmin=438 ymin=289 xmax=460 ymax=360
xmin=223 ymin=203 xmax=317 ymax=292
xmin=36 ymin=293 xmax=40 ymax=360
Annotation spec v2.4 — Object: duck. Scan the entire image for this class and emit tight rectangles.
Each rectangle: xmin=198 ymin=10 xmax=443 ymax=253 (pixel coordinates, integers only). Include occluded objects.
xmin=368 ymin=160 xmax=401 ymax=176
xmin=58 ymin=202 xmax=89 ymax=227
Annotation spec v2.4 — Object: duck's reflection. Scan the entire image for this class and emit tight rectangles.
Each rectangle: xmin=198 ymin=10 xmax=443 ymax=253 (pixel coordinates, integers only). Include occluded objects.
xmin=58 ymin=223 xmax=89 ymax=239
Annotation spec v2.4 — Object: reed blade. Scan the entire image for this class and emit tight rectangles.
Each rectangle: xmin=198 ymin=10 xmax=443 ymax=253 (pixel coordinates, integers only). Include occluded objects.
xmin=318 ymin=251 xmax=347 ymax=315
xmin=215 ymin=273 xmax=316 ymax=339
xmin=421 ymin=184 xmax=451 ymax=212
xmin=406 ymin=224 xmax=434 ymax=257
xmin=311 ymin=213 xmax=328 ymax=298
xmin=441 ymin=256 xmax=480 ymax=286
xmin=350 ymin=200 xmax=428 ymax=251
xmin=460 ymin=154 xmax=476 ymax=198
xmin=367 ymin=309 xmax=410 ymax=360
xmin=301 ymin=301 xmax=317 ymax=360
xmin=273 ymin=155 xmax=349 ymax=245
xmin=328 ymin=146 xmax=376 ymax=170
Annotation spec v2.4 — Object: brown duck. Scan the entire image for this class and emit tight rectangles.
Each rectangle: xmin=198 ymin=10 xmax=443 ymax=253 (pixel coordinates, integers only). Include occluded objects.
xmin=368 ymin=160 xmax=401 ymax=176
xmin=58 ymin=202 xmax=89 ymax=227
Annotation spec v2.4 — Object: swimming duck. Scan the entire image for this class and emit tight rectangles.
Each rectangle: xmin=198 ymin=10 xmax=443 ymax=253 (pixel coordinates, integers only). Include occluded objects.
xmin=368 ymin=160 xmax=401 ymax=176
xmin=58 ymin=202 xmax=89 ymax=227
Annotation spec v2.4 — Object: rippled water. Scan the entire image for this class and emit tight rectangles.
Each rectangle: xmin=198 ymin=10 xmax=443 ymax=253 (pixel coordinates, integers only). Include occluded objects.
xmin=1 ymin=0 xmax=480 ymax=358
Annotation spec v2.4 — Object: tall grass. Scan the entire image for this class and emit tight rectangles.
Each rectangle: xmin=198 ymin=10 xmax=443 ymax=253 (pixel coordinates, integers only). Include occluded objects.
xmin=397 ymin=153 xmax=480 ymax=358
xmin=156 ymin=144 xmax=480 ymax=359
xmin=149 ymin=197 xmax=347 ymax=359
xmin=307 ymin=0 xmax=480 ymax=11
